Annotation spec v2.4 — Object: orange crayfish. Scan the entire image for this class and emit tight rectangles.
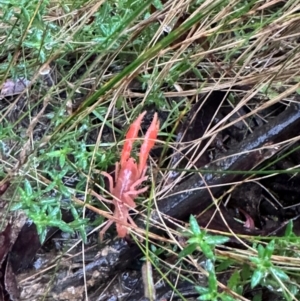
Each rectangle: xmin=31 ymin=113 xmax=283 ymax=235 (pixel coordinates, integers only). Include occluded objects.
xmin=93 ymin=111 xmax=159 ymax=239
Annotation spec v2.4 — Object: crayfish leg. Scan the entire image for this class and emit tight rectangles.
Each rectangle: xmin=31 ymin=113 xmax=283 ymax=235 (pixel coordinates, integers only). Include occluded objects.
xmin=124 ymin=186 xmax=148 ymax=205
xmin=122 ymin=194 xmax=137 ymax=208
xmin=120 ymin=111 xmax=147 ymax=166
xmin=138 ymin=112 xmax=159 ymax=175
xmin=116 ymin=223 xmax=128 ymax=238
xmin=115 ymin=162 xmax=120 ymax=182
xmin=116 ymin=215 xmax=137 ymax=238
xmin=90 ymin=190 xmax=113 ymax=204
xmin=101 ymin=171 xmax=114 ymax=193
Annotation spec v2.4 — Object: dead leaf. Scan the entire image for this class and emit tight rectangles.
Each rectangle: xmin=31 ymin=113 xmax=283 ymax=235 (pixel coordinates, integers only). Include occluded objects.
xmin=0 ymin=79 xmax=30 ymax=99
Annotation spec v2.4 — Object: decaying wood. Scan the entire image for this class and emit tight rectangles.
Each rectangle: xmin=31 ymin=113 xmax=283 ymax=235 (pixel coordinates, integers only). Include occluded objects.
xmin=151 ymin=102 xmax=300 ymax=224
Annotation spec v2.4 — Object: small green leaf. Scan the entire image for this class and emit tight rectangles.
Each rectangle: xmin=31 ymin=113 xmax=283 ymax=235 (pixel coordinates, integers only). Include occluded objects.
xmin=60 ymin=185 xmax=71 ymax=197
xmin=270 ymin=267 xmax=289 ymax=281
xmin=288 ymin=284 xmax=299 ymax=296
xmin=11 ymin=203 xmax=23 ymax=211
xmin=200 ymin=242 xmax=214 ymax=260
xmin=21 ymin=7 xmax=30 ymax=22
xmin=48 ymin=220 xmax=73 ymax=233
xmin=227 ymin=270 xmax=241 ymax=289
xmin=178 ymin=243 xmax=197 ymax=258
xmin=39 ymin=49 xmax=46 ymax=63
xmin=257 ymin=244 xmax=265 ymax=258
xmin=46 ymin=150 xmax=62 ymax=157
xmin=221 ymin=294 xmax=236 ymax=301
xmin=205 ymin=235 xmax=229 ymax=245
xmin=152 ymin=0 xmax=163 ymax=10
xmin=187 ymin=236 xmax=200 ymax=244
xmin=69 ymin=218 xmax=88 ymax=228
xmin=284 ymin=220 xmax=293 ymax=237
xmin=49 ymin=206 xmax=61 ymax=218
xmin=241 ymin=263 xmax=251 ymax=281
xmin=216 ymin=259 xmax=234 ymax=272
xmin=59 ymin=155 xmax=66 ymax=168
xmin=249 ymin=256 xmax=260 ymax=264
xmin=24 ymin=179 xmax=33 ymax=195
xmin=36 ymin=224 xmax=44 ymax=236
xmin=251 ymin=269 xmax=263 ymax=288
xmin=265 ymin=240 xmax=274 ymax=258
xmin=195 ymin=286 xmax=209 ymax=294
xmin=189 ymin=215 xmax=201 ymax=235
xmin=40 ymin=198 xmax=57 ymax=206
xmin=198 ymin=293 xmax=213 ymax=300
xmin=78 ymin=225 xmax=87 ymax=244
xmin=3 ymin=8 xmax=14 ymax=22
xmin=70 ymin=205 xmax=79 ymax=219
xmin=206 ymin=259 xmax=214 ymax=272
xmin=39 ymin=228 xmax=48 ymax=244
xmin=208 ymin=271 xmax=217 ymax=290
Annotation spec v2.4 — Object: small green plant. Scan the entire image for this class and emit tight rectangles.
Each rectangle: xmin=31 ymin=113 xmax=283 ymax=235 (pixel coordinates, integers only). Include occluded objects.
xmin=10 ymin=129 xmax=115 ymax=244
xmin=180 ymin=216 xmax=298 ymax=300
xmin=1 ymin=0 xmax=59 ymax=63
xmin=179 ymin=215 xmax=230 ymax=260
xmin=196 ymin=259 xmax=236 ymax=301
xmin=250 ymin=240 xmax=289 ymax=288
xmin=179 ymin=215 xmax=233 ymax=300
xmin=11 ymin=179 xmax=88 ymax=243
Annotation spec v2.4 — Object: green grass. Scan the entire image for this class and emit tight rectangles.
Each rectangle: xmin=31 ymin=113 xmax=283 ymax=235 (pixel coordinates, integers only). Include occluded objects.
xmin=1 ymin=0 xmax=300 ymax=299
